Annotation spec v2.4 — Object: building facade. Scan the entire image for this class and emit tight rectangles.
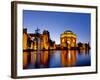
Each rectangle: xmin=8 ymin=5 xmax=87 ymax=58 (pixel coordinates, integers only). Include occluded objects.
xmin=41 ymin=30 xmax=50 ymax=50
xmin=23 ymin=28 xmax=90 ymax=51
xmin=23 ymin=28 xmax=56 ymax=50
xmin=60 ymin=30 xmax=77 ymax=49
xmin=23 ymin=28 xmax=28 ymax=50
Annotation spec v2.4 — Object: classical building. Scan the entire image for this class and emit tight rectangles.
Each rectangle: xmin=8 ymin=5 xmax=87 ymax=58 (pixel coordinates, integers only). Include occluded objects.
xmin=60 ymin=30 xmax=77 ymax=49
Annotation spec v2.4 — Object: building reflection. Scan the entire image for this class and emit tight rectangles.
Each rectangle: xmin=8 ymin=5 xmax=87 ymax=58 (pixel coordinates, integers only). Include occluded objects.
xmin=23 ymin=49 xmax=90 ymax=69
xmin=61 ymin=50 xmax=77 ymax=67
xmin=23 ymin=51 xmax=50 ymax=69
xmin=39 ymin=51 xmax=50 ymax=67
xmin=23 ymin=51 xmax=36 ymax=69
xmin=78 ymin=49 xmax=89 ymax=56
xmin=30 ymin=51 xmax=37 ymax=66
xmin=23 ymin=52 xmax=28 ymax=69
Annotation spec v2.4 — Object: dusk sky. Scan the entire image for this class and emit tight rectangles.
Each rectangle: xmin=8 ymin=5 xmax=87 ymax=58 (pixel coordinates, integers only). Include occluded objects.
xmin=23 ymin=10 xmax=91 ymax=44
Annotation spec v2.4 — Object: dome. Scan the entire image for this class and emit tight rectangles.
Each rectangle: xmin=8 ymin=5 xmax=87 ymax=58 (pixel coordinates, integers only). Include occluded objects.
xmin=65 ymin=30 xmax=72 ymax=32
xmin=60 ymin=30 xmax=77 ymax=38
xmin=64 ymin=30 xmax=73 ymax=34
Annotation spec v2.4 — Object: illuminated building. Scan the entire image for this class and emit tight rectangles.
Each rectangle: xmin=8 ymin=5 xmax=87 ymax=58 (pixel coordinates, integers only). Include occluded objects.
xmin=23 ymin=28 xmax=28 ymax=50
xmin=60 ymin=30 xmax=77 ymax=49
xmin=41 ymin=30 xmax=50 ymax=50
xmin=23 ymin=29 xmax=78 ymax=50
xmin=77 ymin=42 xmax=90 ymax=50
xmin=50 ymin=40 xmax=56 ymax=50
xmin=23 ymin=28 xmax=51 ymax=50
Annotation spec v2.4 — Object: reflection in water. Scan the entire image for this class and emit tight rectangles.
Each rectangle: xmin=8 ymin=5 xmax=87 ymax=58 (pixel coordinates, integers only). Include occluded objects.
xmin=23 ymin=50 xmax=90 ymax=69
xmin=61 ymin=50 xmax=77 ymax=67
xmin=39 ymin=51 xmax=49 ymax=68
xmin=23 ymin=51 xmax=50 ymax=69
xmin=23 ymin=51 xmax=37 ymax=69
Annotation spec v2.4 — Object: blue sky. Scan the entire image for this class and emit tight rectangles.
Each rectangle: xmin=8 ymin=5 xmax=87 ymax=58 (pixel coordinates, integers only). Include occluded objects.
xmin=23 ymin=10 xmax=91 ymax=44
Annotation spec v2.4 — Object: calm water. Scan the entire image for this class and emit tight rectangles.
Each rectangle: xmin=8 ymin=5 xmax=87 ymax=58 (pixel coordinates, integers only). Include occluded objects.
xmin=23 ymin=50 xmax=91 ymax=69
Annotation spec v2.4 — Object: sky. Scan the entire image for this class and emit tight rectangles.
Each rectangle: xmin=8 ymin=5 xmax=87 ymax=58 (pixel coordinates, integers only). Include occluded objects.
xmin=23 ymin=10 xmax=91 ymax=44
